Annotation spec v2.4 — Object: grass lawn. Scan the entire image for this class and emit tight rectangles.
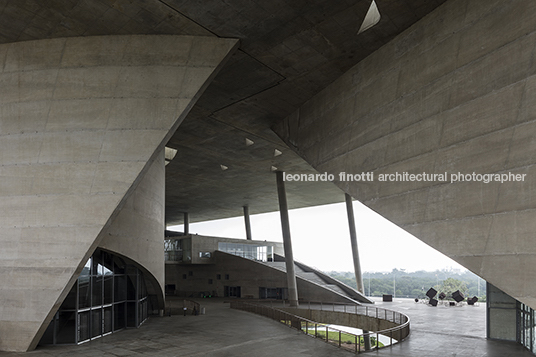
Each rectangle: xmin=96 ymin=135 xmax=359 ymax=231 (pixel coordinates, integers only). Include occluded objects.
xmin=280 ymin=320 xmax=384 ymax=348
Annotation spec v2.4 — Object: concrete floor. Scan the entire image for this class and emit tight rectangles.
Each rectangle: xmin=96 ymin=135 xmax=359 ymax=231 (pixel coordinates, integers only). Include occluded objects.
xmin=1 ymin=297 xmax=533 ymax=357
xmin=369 ymin=297 xmax=532 ymax=357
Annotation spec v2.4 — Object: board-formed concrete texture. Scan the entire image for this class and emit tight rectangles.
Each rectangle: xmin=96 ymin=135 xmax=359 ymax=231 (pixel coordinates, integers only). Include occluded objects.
xmin=0 ymin=0 xmax=451 ymax=227
xmin=274 ymin=0 xmax=536 ymax=310
xmin=3 ymin=0 xmax=536 ymax=354
xmin=0 ymin=35 xmax=238 ymax=351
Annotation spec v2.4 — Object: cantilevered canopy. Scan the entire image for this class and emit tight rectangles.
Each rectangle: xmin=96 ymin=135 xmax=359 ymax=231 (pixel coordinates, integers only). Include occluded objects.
xmin=0 ymin=0 xmax=447 ymax=225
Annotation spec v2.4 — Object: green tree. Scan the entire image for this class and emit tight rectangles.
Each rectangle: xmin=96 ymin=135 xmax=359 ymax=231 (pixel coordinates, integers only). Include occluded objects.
xmin=438 ymin=277 xmax=467 ymax=299
xmin=325 ymin=269 xmax=486 ymax=299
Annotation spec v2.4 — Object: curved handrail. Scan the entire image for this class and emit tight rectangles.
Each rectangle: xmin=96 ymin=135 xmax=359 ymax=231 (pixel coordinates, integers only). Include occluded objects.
xmin=293 ymin=300 xmax=409 ymax=325
xmin=230 ymin=300 xmax=410 ymax=353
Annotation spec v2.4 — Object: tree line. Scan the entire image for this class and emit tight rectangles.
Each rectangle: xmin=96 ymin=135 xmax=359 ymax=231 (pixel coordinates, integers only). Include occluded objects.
xmin=326 ymin=269 xmax=486 ymax=301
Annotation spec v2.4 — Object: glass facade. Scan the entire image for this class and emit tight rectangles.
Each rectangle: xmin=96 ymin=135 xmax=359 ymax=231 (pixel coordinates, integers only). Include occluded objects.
xmin=164 ymin=238 xmax=191 ymax=262
xmin=519 ymin=303 xmax=536 ymax=353
xmin=218 ymin=242 xmax=274 ymax=262
xmin=40 ymin=249 xmax=149 ymax=346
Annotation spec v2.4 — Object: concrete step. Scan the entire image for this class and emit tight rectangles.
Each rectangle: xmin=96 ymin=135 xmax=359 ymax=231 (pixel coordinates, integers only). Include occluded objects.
xmin=266 ymin=262 xmax=287 ymax=271
xmin=264 ymin=260 xmax=363 ymax=302
xmin=297 ymin=272 xmax=327 ymax=285
xmin=322 ymin=284 xmax=347 ymax=295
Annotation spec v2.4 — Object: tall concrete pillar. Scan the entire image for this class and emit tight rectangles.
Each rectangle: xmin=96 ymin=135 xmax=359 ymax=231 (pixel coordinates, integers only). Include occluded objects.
xmin=243 ymin=205 xmax=252 ymax=240
xmin=276 ymin=171 xmax=299 ymax=307
xmin=345 ymin=193 xmax=364 ymax=293
xmin=345 ymin=193 xmax=371 ymax=351
xmin=184 ymin=212 xmax=189 ymax=235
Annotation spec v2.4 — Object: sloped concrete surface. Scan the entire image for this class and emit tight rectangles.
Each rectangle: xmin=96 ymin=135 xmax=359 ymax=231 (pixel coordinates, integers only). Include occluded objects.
xmin=0 ymin=35 xmax=238 ymax=352
xmin=274 ymin=0 xmax=536 ymax=311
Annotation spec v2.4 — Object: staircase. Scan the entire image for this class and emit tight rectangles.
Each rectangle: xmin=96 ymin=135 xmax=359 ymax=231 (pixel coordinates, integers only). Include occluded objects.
xmin=264 ymin=255 xmax=373 ymax=304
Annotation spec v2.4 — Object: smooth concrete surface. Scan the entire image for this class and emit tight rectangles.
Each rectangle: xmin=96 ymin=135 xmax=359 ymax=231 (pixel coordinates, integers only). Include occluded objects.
xmin=0 ymin=298 xmax=532 ymax=357
xmin=290 ymin=297 xmax=533 ymax=356
xmin=0 ymin=35 xmax=238 ymax=352
xmin=0 ymin=1 xmax=449 ymax=227
xmin=166 ymin=250 xmax=361 ymax=303
xmin=99 ymin=149 xmax=166 ymax=310
xmin=274 ymin=0 xmax=536 ymax=310
xmin=370 ymin=297 xmax=533 ymax=357
xmin=0 ymin=299 xmax=355 ymax=357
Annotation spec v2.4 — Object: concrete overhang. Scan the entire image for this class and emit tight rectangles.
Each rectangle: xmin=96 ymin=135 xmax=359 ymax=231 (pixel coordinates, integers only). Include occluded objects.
xmin=0 ymin=0 xmax=447 ymax=225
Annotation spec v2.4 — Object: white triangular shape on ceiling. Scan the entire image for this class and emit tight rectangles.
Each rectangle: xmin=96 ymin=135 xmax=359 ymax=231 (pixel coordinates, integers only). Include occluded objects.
xmin=358 ymin=0 xmax=381 ymax=34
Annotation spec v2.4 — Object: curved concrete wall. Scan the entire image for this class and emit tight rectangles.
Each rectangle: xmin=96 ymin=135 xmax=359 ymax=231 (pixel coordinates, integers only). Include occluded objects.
xmin=274 ymin=1 xmax=536 ymax=309
xmin=99 ymin=149 xmax=166 ymax=311
xmin=0 ymin=35 xmax=238 ymax=351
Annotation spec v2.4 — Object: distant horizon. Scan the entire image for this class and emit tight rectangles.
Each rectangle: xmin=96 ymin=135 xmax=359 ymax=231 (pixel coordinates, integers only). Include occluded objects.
xmin=328 ymin=267 xmax=469 ymax=274
xmin=167 ymin=200 xmax=469 ymax=274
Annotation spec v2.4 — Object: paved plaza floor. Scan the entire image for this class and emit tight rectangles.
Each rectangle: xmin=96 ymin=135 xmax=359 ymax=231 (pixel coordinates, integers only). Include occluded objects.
xmin=0 ymin=297 xmax=532 ymax=357
xmin=369 ymin=297 xmax=531 ymax=357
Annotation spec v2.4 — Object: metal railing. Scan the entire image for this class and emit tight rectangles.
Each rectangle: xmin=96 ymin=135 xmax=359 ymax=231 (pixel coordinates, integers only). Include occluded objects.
xmin=281 ymin=300 xmax=409 ymax=325
xmin=230 ymin=300 xmax=410 ymax=354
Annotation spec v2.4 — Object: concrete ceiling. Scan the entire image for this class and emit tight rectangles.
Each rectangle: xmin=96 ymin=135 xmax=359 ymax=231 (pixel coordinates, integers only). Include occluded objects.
xmin=0 ymin=0 xmax=447 ymax=225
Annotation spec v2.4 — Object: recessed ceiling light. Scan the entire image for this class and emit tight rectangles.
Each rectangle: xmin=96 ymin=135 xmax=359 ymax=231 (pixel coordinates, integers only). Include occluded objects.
xmin=270 ymin=166 xmax=278 ymax=172
xmin=274 ymin=149 xmax=282 ymax=157
xmin=164 ymin=146 xmax=178 ymax=166
xmin=245 ymin=138 xmax=254 ymax=146
xmin=220 ymin=164 xmax=228 ymax=171
xmin=358 ymin=0 xmax=381 ymax=35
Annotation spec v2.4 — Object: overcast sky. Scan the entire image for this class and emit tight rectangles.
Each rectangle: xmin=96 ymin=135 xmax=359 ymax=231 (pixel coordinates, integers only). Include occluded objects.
xmin=168 ymin=200 xmax=466 ymax=273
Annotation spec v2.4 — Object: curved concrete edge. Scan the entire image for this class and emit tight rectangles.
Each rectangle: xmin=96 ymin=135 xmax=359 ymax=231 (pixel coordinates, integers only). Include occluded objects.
xmin=0 ymin=35 xmax=238 ymax=352
xmin=98 ymin=150 xmax=166 ymax=311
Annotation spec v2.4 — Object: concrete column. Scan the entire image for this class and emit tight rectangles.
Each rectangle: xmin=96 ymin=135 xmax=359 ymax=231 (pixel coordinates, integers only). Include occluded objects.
xmin=276 ymin=171 xmax=299 ymax=307
xmin=184 ymin=212 xmax=189 ymax=235
xmin=243 ymin=205 xmax=252 ymax=240
xmin=345 ymin=193 xmax=370 ymax=351
xmin=345 ymin=193 xmax=364 ymax=293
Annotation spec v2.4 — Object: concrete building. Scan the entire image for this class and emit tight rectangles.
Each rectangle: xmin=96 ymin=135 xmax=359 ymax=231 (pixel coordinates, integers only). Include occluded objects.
xmin=163 ymin=233 xmax=371 ymax=303
xmin=1 ymin=0 xmax=536 ymax=354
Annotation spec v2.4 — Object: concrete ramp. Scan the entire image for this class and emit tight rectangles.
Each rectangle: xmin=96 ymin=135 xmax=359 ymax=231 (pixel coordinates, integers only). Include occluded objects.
xmin=268 ymin=254 xmax=373 ymax=304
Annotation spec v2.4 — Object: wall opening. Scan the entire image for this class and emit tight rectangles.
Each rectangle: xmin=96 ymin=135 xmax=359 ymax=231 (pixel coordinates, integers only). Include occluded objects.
xmin=39 ymin=249 xmax=151 ymax=346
